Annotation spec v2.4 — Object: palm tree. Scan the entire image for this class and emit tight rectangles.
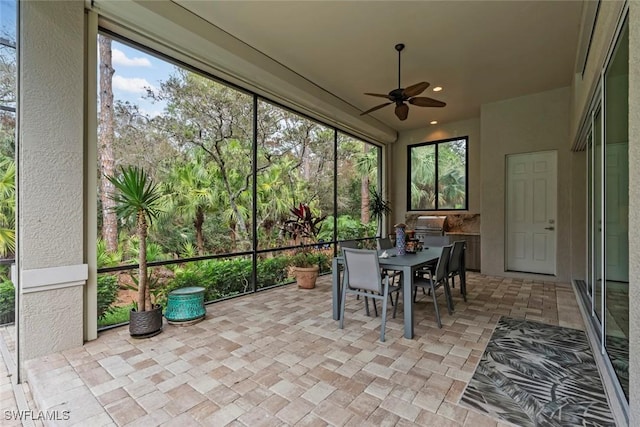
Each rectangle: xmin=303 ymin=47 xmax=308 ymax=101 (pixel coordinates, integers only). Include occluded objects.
xmin=163 ymin=158 xmax=218 ymax=255
xmin=0 ymin=157 xmax=15 ymax=258
xmin=107 ymin=166 xmax=163 ymax=311
xmin=355 ymin=144 xmax=377 ymax=224
xmin=410 ymin=145 xmax=436 ymax=209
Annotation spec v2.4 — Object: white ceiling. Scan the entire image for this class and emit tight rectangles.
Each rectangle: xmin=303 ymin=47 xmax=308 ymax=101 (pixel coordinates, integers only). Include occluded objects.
xmin=174 ymin=0 xmax=584 ymax=132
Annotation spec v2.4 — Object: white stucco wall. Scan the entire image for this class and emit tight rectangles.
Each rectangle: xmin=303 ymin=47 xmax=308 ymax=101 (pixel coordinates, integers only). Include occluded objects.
xmin=480 ymin=87 xmax=572 ymax=281
xmin=392 ymin=118 xmax=481 ymax=228
xmin=18 ymin=1 xmax=86 ymax=364
xmin=627 ymin=3 xmax=639 ymax=425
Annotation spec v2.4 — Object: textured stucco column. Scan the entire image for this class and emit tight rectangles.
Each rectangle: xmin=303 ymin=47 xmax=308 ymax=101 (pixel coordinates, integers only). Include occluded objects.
xmin=17 ymin=1 xmax=86 ymax=371
xmin=628 ymin=3 xmax=639 ymax=425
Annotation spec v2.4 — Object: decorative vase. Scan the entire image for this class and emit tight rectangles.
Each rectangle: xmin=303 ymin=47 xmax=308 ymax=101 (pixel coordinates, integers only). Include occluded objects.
xmin=293 ymin=265 xmax=320 ymax=289
xmin=129 ymin=305 xmax=163 ymax=338
xmin=394 ymin=223 xmax=407 ymax=255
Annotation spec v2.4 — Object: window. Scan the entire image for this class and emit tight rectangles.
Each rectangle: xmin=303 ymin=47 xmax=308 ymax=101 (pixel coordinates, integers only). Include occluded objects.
xmin=96 ymin=32 xmax=383 ymax=328
xmin=0 ymin=0 xmax=16 ymax=327
xmin=408 ymin=137 xmax=468 ymax=211
xmin=336 ymin=132 xmax=380 ymax=241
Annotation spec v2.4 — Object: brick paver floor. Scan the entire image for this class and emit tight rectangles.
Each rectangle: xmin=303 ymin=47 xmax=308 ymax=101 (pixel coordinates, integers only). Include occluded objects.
xmin=20 ymin=272 xmax=585 ymax=426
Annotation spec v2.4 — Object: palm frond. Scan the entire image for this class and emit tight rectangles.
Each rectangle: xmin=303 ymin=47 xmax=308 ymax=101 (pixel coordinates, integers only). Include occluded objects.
xmin=106 ymin=166 xmax=164 ymax=224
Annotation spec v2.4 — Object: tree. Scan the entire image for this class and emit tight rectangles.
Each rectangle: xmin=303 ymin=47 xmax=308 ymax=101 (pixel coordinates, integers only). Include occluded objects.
xmin=98 ymin=35 xmax=118 ymax=252
xmin=0 ymin=33 xmax=16 ymax=112
xmin=0 ymin=31 xmax=15 ymax=258
xmin=0 ymin=156 xmax=14 ymax=257
xmin=254 ymin=103 xmax=337 ymax=247
xmin=355 ymin=144 xmax=379 ymax=224
xmin=107 ymin=166 xmax=163 ymax=311
xmin=163 ymin=156 xmax=219 ymax=255
xmin=152 ymin=71 xmax=254 ymax=246
xmin=410 ymin=145 xmax=436 ymax=209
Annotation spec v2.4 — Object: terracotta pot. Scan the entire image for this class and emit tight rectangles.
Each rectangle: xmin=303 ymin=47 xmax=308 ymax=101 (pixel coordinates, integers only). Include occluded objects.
xmin=292 ymin=265 xmax=319 ymax=289
xmin=129 ymin=305 xmax=163 ymax=338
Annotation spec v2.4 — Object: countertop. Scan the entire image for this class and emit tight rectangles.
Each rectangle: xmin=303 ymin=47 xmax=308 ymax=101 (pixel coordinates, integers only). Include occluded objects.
xmin=445 ymin=231 xmax=481 ymax=236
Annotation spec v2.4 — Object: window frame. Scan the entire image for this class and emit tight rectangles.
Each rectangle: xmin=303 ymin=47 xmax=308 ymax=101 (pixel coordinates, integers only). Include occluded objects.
xmin=407 ymin=136 xmax=469 ymax=212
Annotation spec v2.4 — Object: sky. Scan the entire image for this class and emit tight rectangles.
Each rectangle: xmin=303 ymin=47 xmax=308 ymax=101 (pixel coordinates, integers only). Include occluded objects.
xmin=109 ymin=40 xmax=176 ymax=118
xmin=0 ymin=0 xmax=15 ymax=40
xmin=1 ymin=0 xmax=173 ymax=118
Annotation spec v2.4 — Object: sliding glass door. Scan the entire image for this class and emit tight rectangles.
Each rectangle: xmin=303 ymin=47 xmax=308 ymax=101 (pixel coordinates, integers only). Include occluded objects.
xmin=603 ymin=21 xmax=629 ymax=400
xmin=582 ymin=17 xmax=629 ymax=403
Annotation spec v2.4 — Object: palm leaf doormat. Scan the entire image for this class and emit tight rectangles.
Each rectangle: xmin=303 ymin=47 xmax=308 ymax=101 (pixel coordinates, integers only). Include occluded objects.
xmin=460 ymin=317 xmax=615 ymax=427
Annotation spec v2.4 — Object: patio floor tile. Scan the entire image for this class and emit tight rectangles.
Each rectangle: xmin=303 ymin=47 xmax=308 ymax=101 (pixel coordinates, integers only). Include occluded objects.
xmin=0 ymin=272 xmax=607 ymax=426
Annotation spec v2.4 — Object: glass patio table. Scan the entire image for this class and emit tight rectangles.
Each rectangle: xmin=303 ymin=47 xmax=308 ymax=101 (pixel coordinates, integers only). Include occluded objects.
xmin=332 ymin=246 xmax=443 ymax=339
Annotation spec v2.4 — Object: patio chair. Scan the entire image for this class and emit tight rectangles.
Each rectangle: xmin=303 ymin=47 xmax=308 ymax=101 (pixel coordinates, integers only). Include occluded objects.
xmin=448 ymin=240 xmax=467 ymax=302
xmin=340 ymin=240 xmax=376 ymax=312
xmin=377 ymin=236 xmax=402 ymax=307
xmin=412 ymin=235 xmax=448 ymax=298
xmin=339 ymin=248 xmax=400 ymax=342
xmin=376 ymin=237 xmax=394 ymax=250
xmin=412 ymin=245 xmax=453 ymax=328
xmin=339 ymin=240 xmax=359 ymax=251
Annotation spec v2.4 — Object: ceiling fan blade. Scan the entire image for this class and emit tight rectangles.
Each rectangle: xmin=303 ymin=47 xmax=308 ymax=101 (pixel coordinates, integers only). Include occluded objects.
xmin=364 ymin=92 xmax=392 ymax=100
xmin=403 ymin=81 xmax=430 ymax=98
xmin=360 ymin=102 xmax=393 ymax=116
xmin=395 ymin=103 xmax=409 ymax=121
xmin=409 ymin=97 xmax=446 ymax=108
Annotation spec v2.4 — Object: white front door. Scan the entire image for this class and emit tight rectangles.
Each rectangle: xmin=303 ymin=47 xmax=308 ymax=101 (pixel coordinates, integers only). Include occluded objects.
xmin=506 ymin=150 xmax=557 ymax=274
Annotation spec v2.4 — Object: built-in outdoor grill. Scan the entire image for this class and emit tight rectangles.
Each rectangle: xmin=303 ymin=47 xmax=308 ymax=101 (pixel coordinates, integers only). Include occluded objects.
xmin=414 ymin=216 xmax=446 ymax=242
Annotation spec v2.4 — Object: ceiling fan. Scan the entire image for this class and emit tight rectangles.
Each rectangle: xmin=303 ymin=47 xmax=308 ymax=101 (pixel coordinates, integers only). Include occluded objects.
xmin=360 ymin=43 xmax=446 ymax=121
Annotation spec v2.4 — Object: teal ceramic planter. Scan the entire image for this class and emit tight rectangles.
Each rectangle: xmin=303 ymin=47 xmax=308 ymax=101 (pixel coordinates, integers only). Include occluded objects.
xmin=165 ymin=286 xmax=206 ymax=324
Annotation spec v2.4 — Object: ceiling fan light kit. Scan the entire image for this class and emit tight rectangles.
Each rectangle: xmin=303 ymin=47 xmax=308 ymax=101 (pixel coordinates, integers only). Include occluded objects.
xmin=361 ymin=43 xmax=446 ymax=121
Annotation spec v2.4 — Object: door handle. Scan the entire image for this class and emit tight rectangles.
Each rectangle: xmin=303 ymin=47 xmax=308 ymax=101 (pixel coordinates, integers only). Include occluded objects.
xmin=544 ymin=227 xmax=555 ymax=230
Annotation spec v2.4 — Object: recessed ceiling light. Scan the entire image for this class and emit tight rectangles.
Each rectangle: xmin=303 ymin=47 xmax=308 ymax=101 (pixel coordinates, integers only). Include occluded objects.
xmin=433 ymin=86 xmax=443 ymax=92
xmin=430 ymin=121 xmax=438 ymax=125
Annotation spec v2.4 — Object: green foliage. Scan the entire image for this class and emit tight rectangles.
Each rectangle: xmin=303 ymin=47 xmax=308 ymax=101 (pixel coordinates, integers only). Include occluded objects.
xmin=107 ymin=166 xmax=164 ymax=312
xmin=288 ymin=251 xmax=317 ymax=268
xmin=126 ymin=238 xmax=169 ymax=263
xmin=107 ymin=166 xmax=164 ymax=226
xmin=0 ymin=264 xmax=9 ymax=282
xmin=410 ymin=139 xmax=466 ymax=210
xmin=0 ymin=113 xmax=15 ymax=159
xmin=170 ymin=258 xmax=250 ymax=302
xmin=318 ymin=215 xmax=376 ymax=241
xmin=0 ymin=279 xmax=15 ymax=324
xmin=97 ymin=274 xmax=119 ymax=320
xmin=98 ymin=304 xmax=133 ymax=328
xmin=97 ymin=238 xmax=122 ymax=268
xmin=369 ymin=190 xmax=392 ymax=221
xmin=95 ymin=41 xmax=386 ymax=315
xmin=179 ymin=241 xmax=197 ymax=258
xmin=257 ymin=256 xmax=291 ymax=287
xmin=96 ymin=46 xmax=382 ymax=258
xmin=169 ymin=255 xmax=295 ymax=302
xmin=0 ymin=155 xmax=15 ymax=257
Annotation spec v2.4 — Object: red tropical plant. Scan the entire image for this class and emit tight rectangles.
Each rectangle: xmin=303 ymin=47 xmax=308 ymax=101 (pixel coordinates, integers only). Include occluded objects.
xmin=282 ymin=203 xmax=326 ymax=245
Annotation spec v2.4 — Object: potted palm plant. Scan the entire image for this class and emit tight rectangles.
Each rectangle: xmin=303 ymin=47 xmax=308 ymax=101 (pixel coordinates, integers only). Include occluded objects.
xmin=369 ymin=189 xmax=392 ymax=237
xmin=107 ymin=166 xmax=164 ymax=338
xmin=282 ymin=203 xmax=326 ymax=289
